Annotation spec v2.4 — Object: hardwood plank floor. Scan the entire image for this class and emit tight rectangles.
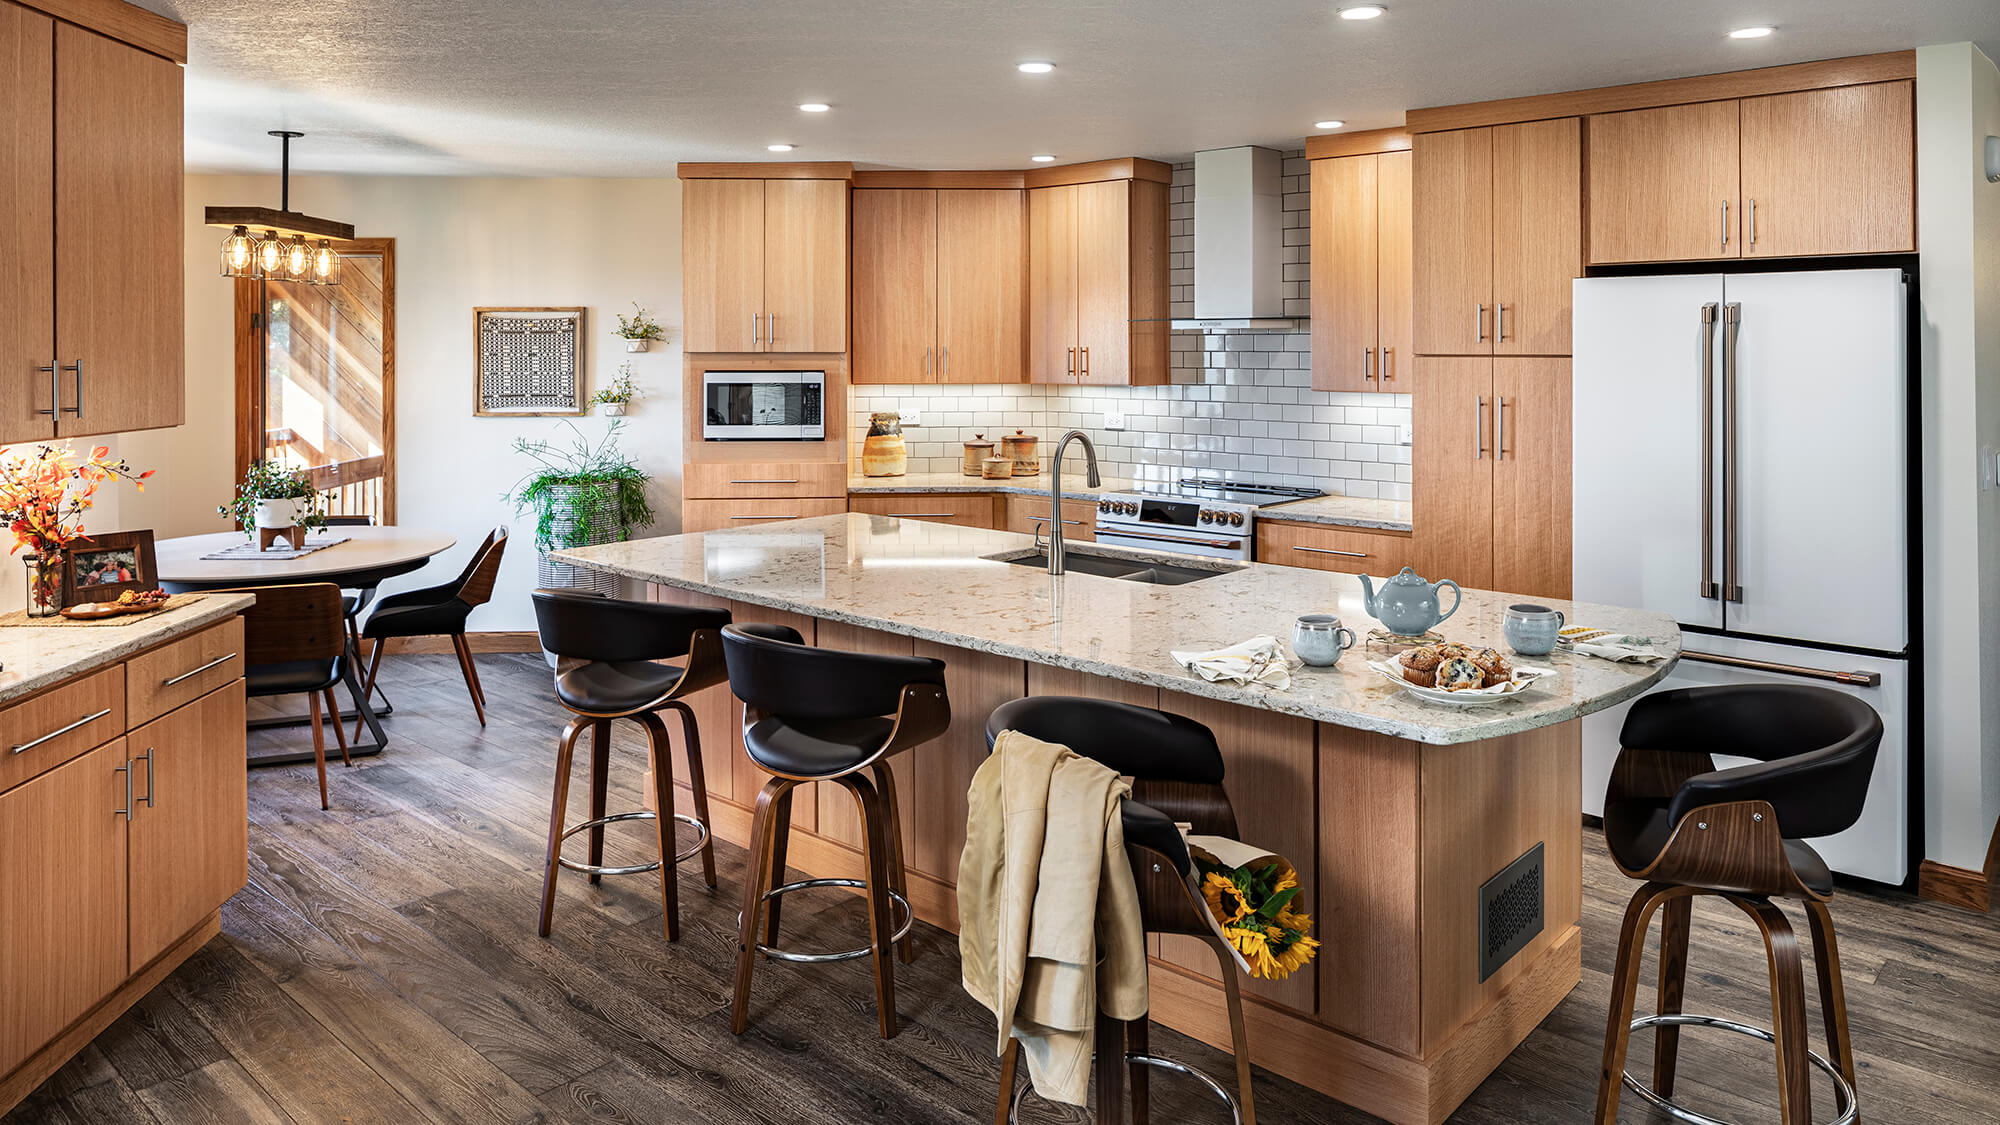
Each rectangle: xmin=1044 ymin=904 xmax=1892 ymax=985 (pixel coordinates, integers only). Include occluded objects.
xmin=10 ymin=653 xmax=1998 ymax=1124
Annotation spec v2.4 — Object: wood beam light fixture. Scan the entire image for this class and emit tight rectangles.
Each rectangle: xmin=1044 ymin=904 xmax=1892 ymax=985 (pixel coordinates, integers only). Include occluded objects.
xmin=206 ymin=131 xmax=355 ymax=285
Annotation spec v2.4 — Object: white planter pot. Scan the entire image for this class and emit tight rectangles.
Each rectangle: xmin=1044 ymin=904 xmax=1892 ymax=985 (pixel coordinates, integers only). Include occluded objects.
xmin=253 ymin=498 xmax=301 ymax=529
xmin=624 ymin=339 xmax=650 ymax=353
xmin=599 ymin=402 xmax=627 ymax=416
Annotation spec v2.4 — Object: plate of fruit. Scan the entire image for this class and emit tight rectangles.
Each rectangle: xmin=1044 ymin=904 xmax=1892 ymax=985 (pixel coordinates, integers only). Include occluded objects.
xmin=1367 ymin=642 xmax=1553 ymax=706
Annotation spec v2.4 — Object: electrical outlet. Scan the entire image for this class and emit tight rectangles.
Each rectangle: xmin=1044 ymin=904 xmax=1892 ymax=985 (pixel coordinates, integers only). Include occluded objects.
xmin=1105 ymin=412 xmax=1127 ymax=430
xmin=1399 ymin=423 xmax=1414 ymax=445
xmin=901 ymin=410 xmax=921 ymax=426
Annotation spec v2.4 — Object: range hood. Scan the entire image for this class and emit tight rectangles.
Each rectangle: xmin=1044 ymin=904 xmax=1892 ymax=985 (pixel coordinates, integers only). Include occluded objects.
xmin=1169 ymin=146 xmax=1307 ymax=331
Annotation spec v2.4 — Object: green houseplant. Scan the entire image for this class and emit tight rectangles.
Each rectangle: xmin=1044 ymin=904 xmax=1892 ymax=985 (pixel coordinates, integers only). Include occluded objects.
xmin=505 ymin=421 xmax=654 ymax=559
xmin=615 ymin=302 xmax=666 ymax=352
xmin=219 ymin=461 xmax=328 ymax=537
xmin=589 ymin=363 xmax=639 ymax=416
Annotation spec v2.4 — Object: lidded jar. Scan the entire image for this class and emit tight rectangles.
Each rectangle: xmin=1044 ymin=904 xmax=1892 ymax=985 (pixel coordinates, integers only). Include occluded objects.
xmin=861 ymin=411 xmax=907 ymax=477
xmin=962 ymin=433 xmax=995 ymax=477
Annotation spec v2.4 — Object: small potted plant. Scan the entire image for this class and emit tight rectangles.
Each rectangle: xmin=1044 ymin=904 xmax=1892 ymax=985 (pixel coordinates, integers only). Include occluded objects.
xmin=220 ymin=461 xmax=329 ymax=543
xmin=589 ymin=364 xmax=639 ymax=416
xmin=0 ymin=443 xmax=154 ymax=617
xmin=615 ymin=302 xmax=666 ymax=352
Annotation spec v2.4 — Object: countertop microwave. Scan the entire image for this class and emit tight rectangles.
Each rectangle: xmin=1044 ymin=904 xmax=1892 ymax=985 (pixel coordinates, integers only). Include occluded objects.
xmin=702 ymin=370 xmax=825 ymax=441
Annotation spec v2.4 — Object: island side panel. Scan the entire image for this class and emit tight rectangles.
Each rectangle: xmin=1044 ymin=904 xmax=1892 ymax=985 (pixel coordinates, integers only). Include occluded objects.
xmin=1317 ymin=723 xmax=1424 ymax=1056
xmin=649 ymin=585 xmax=739 ymax=806
xmin=813 ymin=621 xmax=918 ymax=855
xmin=910 ymin=638 xmax=1025 ymax=901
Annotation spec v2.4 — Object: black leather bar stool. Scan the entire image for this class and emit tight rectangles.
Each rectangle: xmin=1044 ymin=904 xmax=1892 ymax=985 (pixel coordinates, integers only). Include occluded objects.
xmin=530 ymin=589 xmax=730 ymax=944
xmin=985 ymin=696 xmax=1258 ymax=1125
xmin=719 ymin=622 xmax=950 ymax=1040
xmin=1596 ymin=684 xmax=1881 ymax=1125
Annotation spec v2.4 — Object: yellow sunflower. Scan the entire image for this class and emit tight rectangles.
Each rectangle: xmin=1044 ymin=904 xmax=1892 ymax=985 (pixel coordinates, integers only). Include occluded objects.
xmin=1225 ymin=924 xmax=1281 ymax=979
xmin=1203 ymin=871 xmax=1253 ymax=925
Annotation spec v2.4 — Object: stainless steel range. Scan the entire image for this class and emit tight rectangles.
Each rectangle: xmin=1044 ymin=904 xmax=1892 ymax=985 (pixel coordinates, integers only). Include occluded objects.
xmin=1092 ymin=478 xmax=1324 ymax=561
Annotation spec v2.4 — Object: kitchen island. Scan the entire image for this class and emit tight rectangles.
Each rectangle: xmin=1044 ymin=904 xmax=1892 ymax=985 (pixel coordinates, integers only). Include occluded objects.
xmin=557 ymin=515 xmax=1677 ymax=1125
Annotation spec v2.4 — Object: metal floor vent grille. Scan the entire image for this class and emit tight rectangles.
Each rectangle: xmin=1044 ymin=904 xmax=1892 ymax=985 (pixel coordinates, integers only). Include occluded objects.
xmin=1478 ymin=842 xmax=1545 ymax=982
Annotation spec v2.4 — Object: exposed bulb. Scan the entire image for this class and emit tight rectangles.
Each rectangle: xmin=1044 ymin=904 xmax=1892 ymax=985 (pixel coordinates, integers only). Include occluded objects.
xmin=256 ymin=230 xmax=284 ymax=274
xmin=220 ymin=225 xmax=255 ymax=276
xmin=285 ymin=234 xmax=312 ymax=280
xmin=312 ymin=240 xmax=337 ymax=283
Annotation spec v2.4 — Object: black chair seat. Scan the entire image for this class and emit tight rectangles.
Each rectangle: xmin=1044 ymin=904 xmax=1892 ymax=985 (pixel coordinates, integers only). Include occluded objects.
xmin=246 ymin=658 xmax=344 ymax=697
xmin=1606 ymin=797 xmax=1835 ymax=898
xmin=362 ymin=598 xmax=470 ymax=639
xmin=743 ymin=714 xmax=898 ymax=778
xmin=556 ymin=661 xmax=685 ymax=714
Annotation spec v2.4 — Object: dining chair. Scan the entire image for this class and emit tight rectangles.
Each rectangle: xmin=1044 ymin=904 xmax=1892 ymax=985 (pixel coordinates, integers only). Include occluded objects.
xmin=356 ymin=527 xmax=508 ymax=732
xmin=215 ymin=582 xmax=351 ymax=809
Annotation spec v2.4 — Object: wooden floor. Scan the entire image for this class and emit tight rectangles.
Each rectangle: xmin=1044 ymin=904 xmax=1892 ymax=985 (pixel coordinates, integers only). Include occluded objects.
xmin=8 ymin=652 xmax=1998 ymax=1125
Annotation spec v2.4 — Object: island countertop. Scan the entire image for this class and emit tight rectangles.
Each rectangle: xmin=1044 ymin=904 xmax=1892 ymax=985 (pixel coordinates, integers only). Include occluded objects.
xmin=0 ymin=593 xmax=257 ymax=706
xmin=558 ymin=514 xmax=1676 ymax=744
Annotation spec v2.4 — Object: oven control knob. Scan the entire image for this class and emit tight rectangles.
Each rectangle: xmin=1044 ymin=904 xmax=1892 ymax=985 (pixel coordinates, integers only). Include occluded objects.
xmin=1098 ymin=500 xmax=1111 ymax=513
xmin=1122 ymin=502 xmax=1138 ymax=515
xmin=1198 ymin=509 xmax=1214 ymax=523
xmin=1227 ymin=512 xmax=1245 ymax=527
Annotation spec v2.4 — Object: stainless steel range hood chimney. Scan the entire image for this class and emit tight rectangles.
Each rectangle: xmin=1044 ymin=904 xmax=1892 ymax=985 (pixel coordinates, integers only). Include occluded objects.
xmin=1169 ymin=146 xmax=1306 ymax=332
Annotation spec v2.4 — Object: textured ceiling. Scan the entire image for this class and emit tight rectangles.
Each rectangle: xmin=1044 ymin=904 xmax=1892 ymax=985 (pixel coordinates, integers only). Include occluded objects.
xmin=138 ymin=0 xmax=2000 ymax=177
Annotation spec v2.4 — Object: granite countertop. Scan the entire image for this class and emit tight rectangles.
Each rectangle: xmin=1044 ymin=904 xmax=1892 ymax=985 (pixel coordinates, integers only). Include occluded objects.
xmin=556 ymin=515 xmax=1677 ymax=745
xmin=1254 ymin=494 xmax=1413 ymax=532
xmin=0 ymin=593 xmax=256 ymax=707
xmin=847 ymin=473 xmax=1415 ymax=532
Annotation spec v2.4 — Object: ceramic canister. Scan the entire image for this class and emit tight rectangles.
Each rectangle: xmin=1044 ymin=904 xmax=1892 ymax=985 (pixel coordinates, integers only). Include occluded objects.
xmin=1503 ymin=603 xmax=1565 ymax=656
xmin=861 ymin=412 xmax=907 ymax=477
xmin=962 ymin=433 xmax=996 ymax=477
xmin=981 ymin=456 xmax=1014 ymax=480
xmin=1001 ymin=430 xmax=1039 ymax=476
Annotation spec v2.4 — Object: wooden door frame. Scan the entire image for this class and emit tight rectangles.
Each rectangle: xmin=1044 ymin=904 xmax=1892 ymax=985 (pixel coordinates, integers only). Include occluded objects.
xmin=233 ymin=237 xmax=397 ymax=524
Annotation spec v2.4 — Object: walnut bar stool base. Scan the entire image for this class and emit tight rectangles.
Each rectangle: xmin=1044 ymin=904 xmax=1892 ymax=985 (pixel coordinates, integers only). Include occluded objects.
xmin=1621 ymin=1013 xmax=1856 ymax=1125
xmin=739 ymin=877 xmax=914 ymax=964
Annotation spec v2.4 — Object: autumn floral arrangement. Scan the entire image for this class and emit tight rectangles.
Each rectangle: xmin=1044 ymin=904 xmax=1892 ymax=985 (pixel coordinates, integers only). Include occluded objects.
xmin=0 ymin=444 xmax=155 ymax=614
xmin=1198 ymin=854 xmax=1321 ymax=980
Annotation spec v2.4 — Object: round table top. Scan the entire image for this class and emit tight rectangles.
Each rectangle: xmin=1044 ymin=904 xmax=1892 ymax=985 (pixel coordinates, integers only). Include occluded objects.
xmin=156 ymin=526 xmax=458 ymax=587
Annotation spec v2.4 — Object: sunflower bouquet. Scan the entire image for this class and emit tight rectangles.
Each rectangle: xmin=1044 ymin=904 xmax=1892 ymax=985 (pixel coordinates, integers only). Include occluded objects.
xmin=1195 ymin=852 xmax=1321 ymax=981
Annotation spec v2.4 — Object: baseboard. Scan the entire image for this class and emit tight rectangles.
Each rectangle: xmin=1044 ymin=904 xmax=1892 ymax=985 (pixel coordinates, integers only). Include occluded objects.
xmin=364 ymin=632 xmax=541 ymax=655
xmin=1917 ymin=859 xmax=1992 ymax=912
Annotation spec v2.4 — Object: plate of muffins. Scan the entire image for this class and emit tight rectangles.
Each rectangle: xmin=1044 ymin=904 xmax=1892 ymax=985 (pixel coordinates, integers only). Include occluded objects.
xmin=1367 ymin=642 xmax=1553 ymax=706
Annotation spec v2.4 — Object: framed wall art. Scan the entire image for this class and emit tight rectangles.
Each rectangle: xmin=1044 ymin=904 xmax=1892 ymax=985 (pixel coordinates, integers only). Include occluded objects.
xmin=474 ymin=307 xmax=585 ymax=416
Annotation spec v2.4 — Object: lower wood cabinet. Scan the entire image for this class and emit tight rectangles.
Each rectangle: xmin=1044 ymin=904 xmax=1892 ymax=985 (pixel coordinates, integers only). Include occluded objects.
xmin=1256 ymin=520 xmax=1417 ymax=575
xmin=1003 ymin=494 xmax=1097 ymax=541
xmin=127 ymin=685 xmax=248 ymax=970
xmin=847 ymin=492 xmax=1000 ymax=529
xmin=682 ymin=497 xmax=845 ymax=533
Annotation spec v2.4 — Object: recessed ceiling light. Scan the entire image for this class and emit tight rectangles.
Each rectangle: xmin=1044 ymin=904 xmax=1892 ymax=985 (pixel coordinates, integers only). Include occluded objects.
xmin=1315 ymin=120 xmax=1346 ymax=130
xmin=798 ymin=103 xmax=830 ymax=113
xmin=1031 ymin=154 xmax=1058 ymax=162
xmin=1729 ymin=25 xmax=1775 ymax=38
xmin=767 ymin=143 xmax=795 ymax=152
xmin=1338 ymin=5 xmax=1386 ymax=19
xmin=1017 ymin=61 xmax=1056 ymax=74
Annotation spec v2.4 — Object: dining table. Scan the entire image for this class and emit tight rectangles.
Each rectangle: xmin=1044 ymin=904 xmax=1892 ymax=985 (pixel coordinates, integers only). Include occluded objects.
xmin=155 ymin=525 xmax=457 ymax=764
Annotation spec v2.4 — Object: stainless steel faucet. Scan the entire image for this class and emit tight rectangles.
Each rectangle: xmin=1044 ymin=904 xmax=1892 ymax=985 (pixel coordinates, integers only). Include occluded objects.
xmin=1048 ymin=429 xmax=1100 ymax=575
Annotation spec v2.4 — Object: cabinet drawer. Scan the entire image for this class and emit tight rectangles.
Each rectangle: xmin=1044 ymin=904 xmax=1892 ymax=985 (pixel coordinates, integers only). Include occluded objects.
xmin=1004 ymin=495 xmax=1097 ymax=541
xmin=1257 ymin=521 xmax=1415 ymax=574
xmin=848 ymin=492 xmax=999 ymax=529
xmin=0 ymin=665 xmax=125 ymax=795
xmin=124 ymin=617 xmax=245 ymax=728
xmin=684 ymin=461 xmax=846 ymax=499
xmin=682 ymin=497 xmax=846 ymax=534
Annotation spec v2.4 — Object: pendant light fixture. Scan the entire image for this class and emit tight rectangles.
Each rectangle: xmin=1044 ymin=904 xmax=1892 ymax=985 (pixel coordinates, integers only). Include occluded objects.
xmin=206 ymin=130 xmax=355 ymax=284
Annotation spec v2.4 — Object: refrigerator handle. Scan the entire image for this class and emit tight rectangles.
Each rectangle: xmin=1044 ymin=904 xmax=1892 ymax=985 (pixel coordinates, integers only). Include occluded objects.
xmin=1722 ymin=302 xmax=1744 ymax=603
xmin=1699 ymin=302 xmax=1720 ymax=600
xmin=1682 ymin=650 xmax=1881 ymax=687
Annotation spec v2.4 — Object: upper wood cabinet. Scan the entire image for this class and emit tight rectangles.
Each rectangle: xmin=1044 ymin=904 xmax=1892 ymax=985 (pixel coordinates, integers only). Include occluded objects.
xmin=1414 ymin=119 xmax=1580 ymax=357
xmin=852 ymin=188 xmax=1025 ymax=384
xmin=1028 ymin=177 xmax=1169 ymax=386
xmin=1310 ymin=149 xmax=1412 ymax=392
xmin=683 ymin=177 xmax=848 ymax=353
xmin=1587 ymin=82 xmax=1913 ymax=264
xmin=2 ymin=5 xmax=183 ymax=444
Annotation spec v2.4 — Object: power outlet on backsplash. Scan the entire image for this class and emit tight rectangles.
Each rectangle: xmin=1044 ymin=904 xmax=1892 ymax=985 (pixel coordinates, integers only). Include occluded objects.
xmin=901 ymin=410 xmax=921 ymax=426
xmin=1400 ymin=423 xmax=1414 ymax=445
xmin=1105 ymin=412 xmax=1127 ymax=430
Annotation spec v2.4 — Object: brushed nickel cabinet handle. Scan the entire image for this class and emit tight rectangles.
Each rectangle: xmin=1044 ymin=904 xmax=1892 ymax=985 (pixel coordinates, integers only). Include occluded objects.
xmin=115 ymin=759 xmax=133 ymax=818
xmin=1382 ymin=347 xmax=1394 ymax=382
xmin=1292 ymin=545 xmax=1368 ymax=558
xmin=1475 ymin=304 xmax=1486 ymax=343
xmin=1363 ymin=347 xmax=1374 ymax=382
xmin=1495 ymin=304 xmax=1506 ymax=343
xmin=1030 ymin=516 xmax=1085 ymax=527
xmin=1079 ymin=346 xmax=1089 ymax=379
xmin=163 ymin=652 xmax=236 ymax=687
xmin=729 ymin=514 xmax=794 ymax=520
xmin=1067 ymin=347 xmax=1075 ymax=378
xmin=35 ymin=361 xmax=57 ymax=416
xmin=888 ymin=512 xmax=956 ymax=518
xmin=137 ymin=746 xmax=155 ymax=808
xmin=60 ymin=360 xmax=81 ymax=416
xmin=923 ymin=347 xmax=931 ymax=379
xmin=1748 ymin=198 xmax=1757 ymax=247
xmin=729 ymin=478 xmax=800 ymax=485
xmin=1474 ymin=395 xmax=1486 ymax=459
xmin=11 ymin=707 xmax=113 ymax=754
xmin=767 ymin=314 xmax=777 ymax=346
xmin=941 ymin=347 xmax=949 ymax=379
xmin=1496 ymin=396 xmax=1507 ymax=462
xmin=753 ymin=313 xmax=761 ymax=345
xmin=1721 ymin=200 xmax=1730 ymax=251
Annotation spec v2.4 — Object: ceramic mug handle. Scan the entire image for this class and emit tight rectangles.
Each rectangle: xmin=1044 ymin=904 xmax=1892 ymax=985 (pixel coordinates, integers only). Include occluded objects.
xmin=1554 ymin=610 xmax=1565 ymax=631
xmin=1336 ymin=626 xmax=1357 ymax=652
xmin=1433 ymin=579 xmax=1462 ymax=625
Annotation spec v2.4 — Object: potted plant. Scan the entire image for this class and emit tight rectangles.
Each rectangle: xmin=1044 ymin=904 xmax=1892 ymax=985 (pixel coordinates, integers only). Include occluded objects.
xmin=505 ymin=420 xmax=654 ymax=592
xmin=220 ymin=461 xmax=329 ymax=539
xmin=0 ymin=443 xmax=154 ymax=616
xmin=615 ymin=302 xmax=666 ymax=352
xmin=589 ymin=364 xmax=640 ymax=416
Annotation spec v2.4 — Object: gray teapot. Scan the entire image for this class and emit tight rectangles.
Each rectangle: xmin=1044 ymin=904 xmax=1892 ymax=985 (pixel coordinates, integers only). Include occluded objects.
xmin=1358 ymin=567 xmax=1462 ymax=637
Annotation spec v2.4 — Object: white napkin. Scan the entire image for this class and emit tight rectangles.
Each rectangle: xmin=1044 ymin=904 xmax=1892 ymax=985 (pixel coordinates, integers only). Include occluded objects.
xmin=1564 ymin=630 xmax=1667 ymax=664
xmin=1171 ymin=636 xmax=1292 ymax=690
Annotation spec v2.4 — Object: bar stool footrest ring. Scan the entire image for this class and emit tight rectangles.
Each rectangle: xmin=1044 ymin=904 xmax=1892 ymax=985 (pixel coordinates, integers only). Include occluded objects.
xmin=1623 ymin=1013 xmax=1856 ymax=1125
xmin=1005 ymin=1050 xmax=1241 ymax=1125
xmin=556 ymin=810 xmax=710 ymax=876
xmin=737 ymin=878 xmax=913 ymax=964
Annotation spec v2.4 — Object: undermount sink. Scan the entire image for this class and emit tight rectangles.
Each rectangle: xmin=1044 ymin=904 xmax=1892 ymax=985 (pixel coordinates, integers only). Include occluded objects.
xmin=986 ymin=549 xmax=1231 ymax=586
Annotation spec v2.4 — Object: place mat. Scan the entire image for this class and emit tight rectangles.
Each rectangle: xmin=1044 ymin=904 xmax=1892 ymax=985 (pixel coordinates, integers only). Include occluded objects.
xmin=0 ymin=593 xmax=200 ymax=627
xmin=199 ymin=534 xmax=350 ymax=561
xmin=1363 ymin=627 xmax=1447 ymax=650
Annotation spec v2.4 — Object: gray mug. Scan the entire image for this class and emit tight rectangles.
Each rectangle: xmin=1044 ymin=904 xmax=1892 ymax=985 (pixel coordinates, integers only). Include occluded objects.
xmin=1503 ymin=603 xmax=1565 ymax=656
xmin=1293 ymin=614 xmax=1358 ymax=667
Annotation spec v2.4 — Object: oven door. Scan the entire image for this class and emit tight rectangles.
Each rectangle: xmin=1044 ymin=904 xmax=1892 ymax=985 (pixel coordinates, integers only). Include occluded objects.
xmin=1094 ymin=525 xmax=1250 ymax=560
xmin=702 ymin=372 xmax=825 ymax=440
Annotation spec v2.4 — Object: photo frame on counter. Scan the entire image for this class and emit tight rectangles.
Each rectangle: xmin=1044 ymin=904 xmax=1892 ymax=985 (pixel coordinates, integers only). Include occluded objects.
xmin=474 ymin=307 xmax=585 ymax=416
xmin=62 ymin=530 xmax=160 ymax=605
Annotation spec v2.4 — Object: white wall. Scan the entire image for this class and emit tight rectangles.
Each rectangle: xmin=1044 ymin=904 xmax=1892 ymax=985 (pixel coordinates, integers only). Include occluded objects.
xmin=1916 ymin=42 xmax=2000 ymax=872
xmin=120 ymin=174 xmax=686 ymax=632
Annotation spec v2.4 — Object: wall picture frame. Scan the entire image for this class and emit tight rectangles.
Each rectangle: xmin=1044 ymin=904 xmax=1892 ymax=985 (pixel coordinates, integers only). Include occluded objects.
xmin=62 ymin=530 xmax=160 ymax=605
xmin=474 ymin=307 xmax=586 ymax=416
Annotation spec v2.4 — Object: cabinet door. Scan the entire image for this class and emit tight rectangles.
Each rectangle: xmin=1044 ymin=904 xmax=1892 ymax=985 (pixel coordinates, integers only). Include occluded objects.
xmin=53 ymin=23 xmax=182 ymax=438
xmin=1413 ymin=128 xmax=1493 ymax=356
xmin=128 ymin=685 xmax=247 ymax=971
xmin=681 ymin=497 xmax=845 ymax=533
xmin=1587 ymin=101 xmax=1740 ymax=264
xmin=1491 ymin=359 xmax=1571 ymax=599
xmin=1073 ymin=180 xmax=1131 ymax=386
xmin=938 ymin=189 xmax=1026 ymax=384
xmin=1411 ymin=357 xmax=1493 ymax=588
xmin=1027 ymin=185 xmax=1078 ymax=383
xmin=851 ymin=189 xmax=938 ymax=384
xmin=1 ymin=3 xmax=54 ymax=444
xmin=763 ymin=179 xmax=848 ymax=353
xmin=1375 ymin=150 xmax=1414 ymax=389
xmin=1310 ymin=155 xmax=1379 ymax=392
xmin=683 ymin=178 xmax=765 ymax=352
xmin=1492 ymin=118 xmax=1581 ymax=356
xmin=0 ymin=737 xmax=129 ymax=1078
xmin=1740 ymin=81 xmax=1914 ymax=258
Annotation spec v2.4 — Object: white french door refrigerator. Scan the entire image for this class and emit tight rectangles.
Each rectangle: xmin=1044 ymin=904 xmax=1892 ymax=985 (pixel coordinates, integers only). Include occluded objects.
xmin=1572 ymin=268 xmax=1911 ymax=885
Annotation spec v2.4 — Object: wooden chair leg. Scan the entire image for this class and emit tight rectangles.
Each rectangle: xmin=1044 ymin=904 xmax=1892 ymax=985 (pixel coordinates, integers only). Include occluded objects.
xmin=538 ymin=719 xmax=585 ymax=937
xmin=354 ymin=641 xmax=386 ymax=744
xmin=1207 ymin=937 xmax=1258 ymax=1125
xmin=764 ymin=786 xmax=797 ymax=952
xmin=994 ymin=1037 xmax=1019 ymax=1125
xmin=450 ymin=634 xmax=487 ymax=726
xmin=669 ymin=702 xmax=719 ymax=889
xmin=639 ymin=712 xmax=681 ymax=943
xmin=1127 ymin=1014 xmax=1150 ymax=1125
xmin=308 ymin=691 xmax=329 ymax=810
xmin=844 ymin=772 xmax=899 ymax=1039
xmin=1730 ymin=896 xmax=1814 ymax=1125
xmin=872 ymin=761 xmax=915 ymax=963
xmin=1653 ymin=893 xmax=1694 ymax=1097
xmin=322 ymin=688 xmax=352 ymax=768
xmin=587 ymin=720 xmax=611 ymax=885
xmin=732 ymin=777 xmax=790 ymax=1035
xmin=1094 ymin=1015 xmax=1126 ymax=1125
xmin=1804 ymin=899 xmax=1858 ymax=1112
xmin=1595 ymin=882 xmax=1685 ymax=1125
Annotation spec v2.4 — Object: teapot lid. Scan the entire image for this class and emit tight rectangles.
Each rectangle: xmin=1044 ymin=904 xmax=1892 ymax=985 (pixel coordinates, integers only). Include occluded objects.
xmin=1386 ymin=566 xmax=1428 ymax=585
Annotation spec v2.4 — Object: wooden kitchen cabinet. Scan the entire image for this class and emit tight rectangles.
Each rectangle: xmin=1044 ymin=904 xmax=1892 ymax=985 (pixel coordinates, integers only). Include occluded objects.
xmin=1587 ymin=100 xmax=1742 ymax=264
xmin=1739 ymin=81 xmax=1914 ymax=258
xmin=1310 ymin=148 xmax=1412 ymax=391
xmin=681 ymin=497 xmax=845 ymax=533
xmin=1256 ymin=520 xmax=1416 ymax=575
xmin=1 ymin=2 xmax=55 ymax=445
xmin=847 ymin=492 xmax=1000 ymax=529
xmin=852 ymin=189 xmax=937 ymax=383
xmin=126 ymin=685 xmax=248 ymax=971
xmin=1004 ymin=494 xmax=1097 ymax=541
xmin=852 ymin=188 xmax=1025 ymax=384
xmin=1412 ymin=357 xmax=1496 ymax=587
xmin=1414 ymin=119 xmax=1580 ymax=357
xmin=1028 ymin=177 xmax=1168 ymax=386
xmin=683 ymin=176 xmax=847 ymax=353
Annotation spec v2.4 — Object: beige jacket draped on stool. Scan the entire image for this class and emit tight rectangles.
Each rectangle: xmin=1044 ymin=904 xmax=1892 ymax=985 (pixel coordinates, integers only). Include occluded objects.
xmin=958 ymin=730 xmax=1149 ymax=1107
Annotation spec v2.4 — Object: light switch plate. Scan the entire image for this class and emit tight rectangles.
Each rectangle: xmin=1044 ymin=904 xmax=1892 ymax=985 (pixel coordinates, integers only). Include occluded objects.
xmin=901 ymin=410 xmax=921 ymax=426
xmin=1105 ymin=412 xmax=1128 ymax=430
